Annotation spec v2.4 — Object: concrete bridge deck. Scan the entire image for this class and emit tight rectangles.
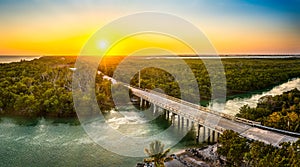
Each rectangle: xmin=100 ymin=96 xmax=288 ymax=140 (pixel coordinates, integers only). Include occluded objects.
xmin=128 ymin=86 xmax=299 ymax=146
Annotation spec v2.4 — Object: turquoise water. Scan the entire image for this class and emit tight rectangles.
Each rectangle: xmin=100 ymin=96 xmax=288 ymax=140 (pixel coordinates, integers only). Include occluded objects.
xmin=209 ymin=78 xmax=300 ymax=115
xmin=0 ymin=117 xmax=142 ymax=167
xmin=0 ymin=108 xmax=192 ymax=167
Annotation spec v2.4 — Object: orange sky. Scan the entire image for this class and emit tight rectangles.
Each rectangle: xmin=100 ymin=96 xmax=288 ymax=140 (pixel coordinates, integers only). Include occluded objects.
xmin=1 ymin=0 xmax=299 ymax=55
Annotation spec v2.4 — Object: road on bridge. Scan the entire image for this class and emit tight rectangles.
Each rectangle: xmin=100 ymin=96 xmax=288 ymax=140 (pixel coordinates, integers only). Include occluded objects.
xmin=128 ymin=86 xmax=299 ymax=146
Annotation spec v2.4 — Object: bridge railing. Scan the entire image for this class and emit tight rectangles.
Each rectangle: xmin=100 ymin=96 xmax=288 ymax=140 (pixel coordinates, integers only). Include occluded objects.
xmin=143 ymin=89 xmax=262 ymax=126
xmin=123 ymin=84 xmax=262 ymax=126
xmin=135 ymin=87 xmax=300 ymax=137
xmin=145 ymin=89 xmax=229 ymax=116
xmin=116 ymin=82 xmax=300 ymax=138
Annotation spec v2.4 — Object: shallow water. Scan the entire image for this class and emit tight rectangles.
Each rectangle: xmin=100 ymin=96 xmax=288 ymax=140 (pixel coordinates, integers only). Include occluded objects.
xmin=0 ymin=108 xmax=192 ymax=167
xmin=0 ymin=117 xmax=154 ymax=167
xmin=209 ymin=78 xmax=300 ymax=115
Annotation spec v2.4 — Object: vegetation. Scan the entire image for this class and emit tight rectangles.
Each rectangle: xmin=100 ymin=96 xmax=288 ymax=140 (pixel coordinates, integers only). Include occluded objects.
xmin=237 ymin=88 xmax=300 ymax=132
xmin=217 ymin=130 xmax=300 ymax=167
xmin=217 ymin=130 xmax=249 ymax=166
xmin=120 ymin=58 xmax=300 ymax=101
xmin=0 ymin=56 xmax=113 ymax=117
xmin=1 ymin=56 xmax=300 ymax=118
xmin=144 ymin=140 xmax=171 ymax=167
xmin=0 ymin=57 xmax=73 ymax=117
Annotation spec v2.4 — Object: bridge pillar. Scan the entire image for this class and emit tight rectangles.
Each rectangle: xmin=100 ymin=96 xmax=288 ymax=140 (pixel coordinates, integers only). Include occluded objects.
xmin=186 ymin=119 xmax=189 ymax=128
xmin=177 ymin=115 xmax=180 ymax=128
xmin=197 ymin=124 xmax=202 ymax=142
xmin=170 ymin=113 xmax=174 ymax=125
xmin=153 ymin=104 xmax=156 ymax=115
xmin=139 ymin=98 xmax=143 ymax=108
xmin=203 ymin=126 xmax=206 ymax=142
xmin=166 ymin=110 xmax=169 ymax=120
xmin=212 ymin=130 xmax=215 ymax=142
xmin=181 ymin=117 xmax=184 ymax=128
xmin=207 ymin=128 xmax=211 ymax=143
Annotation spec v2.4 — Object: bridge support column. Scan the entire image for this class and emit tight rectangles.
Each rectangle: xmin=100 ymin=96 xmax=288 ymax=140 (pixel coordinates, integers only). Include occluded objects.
xmin=177 ymin=115 xmax=180 ymax=128
xmin=203 ymin=126 xmax=206 ymax=142
xmin=212 ymin=131 xmax=215 ymax=142
xmin=181 ymin=117 xmax=184 ymax=128
xmin=166 ymin=110 xmax=169 ymax=120
xmin=171 ymin=113 xmax=175 ymax=126
xmin=186 ymin=119 xmax=189 ymax=128
xmin=140 ymin=98 xmax=143 ymax=108
xmin=153 ymin=104 xmax=156 ymax=115
xmin=197 ymin=124 xmax=201 ymax=142
xmin=207 ymin=128 xmax=210 ymax=143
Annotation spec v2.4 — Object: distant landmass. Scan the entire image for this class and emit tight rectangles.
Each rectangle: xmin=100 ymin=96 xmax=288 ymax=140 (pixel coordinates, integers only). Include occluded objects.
xmin=0 ymin=56 xmax=40 ymax=64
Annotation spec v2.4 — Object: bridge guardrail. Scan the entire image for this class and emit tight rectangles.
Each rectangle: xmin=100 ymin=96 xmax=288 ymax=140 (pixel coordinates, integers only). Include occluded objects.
xmin=124 ymin=85 xmax=300 ymax=137
xmin=144 ymin=89 xmax=264 ymax=126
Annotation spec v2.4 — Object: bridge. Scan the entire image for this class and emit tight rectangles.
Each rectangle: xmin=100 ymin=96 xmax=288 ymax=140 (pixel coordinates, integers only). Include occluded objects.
xmin=123 ymin=84 xmax=299 ymax=147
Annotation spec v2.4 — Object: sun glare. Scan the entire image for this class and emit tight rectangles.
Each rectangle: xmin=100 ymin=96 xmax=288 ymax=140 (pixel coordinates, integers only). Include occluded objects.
xmin=98 ymin=40 xmax=109 ymax=50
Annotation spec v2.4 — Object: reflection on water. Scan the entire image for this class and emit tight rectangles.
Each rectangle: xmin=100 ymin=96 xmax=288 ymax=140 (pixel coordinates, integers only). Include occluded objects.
xmin=209 ymin=78 xmax=300 ymax=115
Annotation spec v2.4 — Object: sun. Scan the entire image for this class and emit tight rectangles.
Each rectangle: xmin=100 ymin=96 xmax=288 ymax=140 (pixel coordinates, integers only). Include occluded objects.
xmin=98 ymin=40 xmax=109 ymax=50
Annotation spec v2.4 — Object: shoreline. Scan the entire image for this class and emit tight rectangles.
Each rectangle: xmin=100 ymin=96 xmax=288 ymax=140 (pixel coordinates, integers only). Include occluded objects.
xmin=138 ymin=144 xmax=222 ymax=167
xmin=0 ymin=56 xmax=41 ymax=64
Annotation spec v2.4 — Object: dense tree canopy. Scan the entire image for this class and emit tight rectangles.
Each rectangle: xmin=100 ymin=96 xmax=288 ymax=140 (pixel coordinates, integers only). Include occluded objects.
xmin=218 ymin=130 xmax=300 ymax=167
xmin=237 ymin=88 xmax=300 ymax=132
xmin=0 ymin=56 xmax=113 ymax=117
xmin=1 ymin=56 xmax=300 ymax=118
xmin=104 ymin=57 xmax=300 ymax=101
xmin=0 ymin=57 xmax=74 ymax=117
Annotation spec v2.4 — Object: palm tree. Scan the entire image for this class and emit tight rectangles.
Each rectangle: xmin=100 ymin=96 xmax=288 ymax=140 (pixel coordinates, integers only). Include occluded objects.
xmin=144 ymin=140 xmax=171 ymax=167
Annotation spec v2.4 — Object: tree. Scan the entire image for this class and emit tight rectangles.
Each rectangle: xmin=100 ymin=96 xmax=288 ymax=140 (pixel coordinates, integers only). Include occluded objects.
xmin=217 ymin=130 xmax=300 ymax=167
xmin=237 ymin=88 xmax=300 ymax=132
xmin=217 ymin=130 xmax=249 ymax=166
xmin=244 ymin=141 xmax=275 ymax=166
xmin=144 ymin=140 xmax=170 ymax=167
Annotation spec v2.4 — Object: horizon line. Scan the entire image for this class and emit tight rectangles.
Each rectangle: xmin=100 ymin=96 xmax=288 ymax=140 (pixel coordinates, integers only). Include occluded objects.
xmin=1 ymin=53 xmax=300 ymax=57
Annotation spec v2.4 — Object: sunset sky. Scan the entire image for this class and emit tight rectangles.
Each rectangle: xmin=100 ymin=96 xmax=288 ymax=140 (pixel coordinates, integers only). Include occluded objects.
xmin=0 ymin=0 xmax=299 ymax=55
